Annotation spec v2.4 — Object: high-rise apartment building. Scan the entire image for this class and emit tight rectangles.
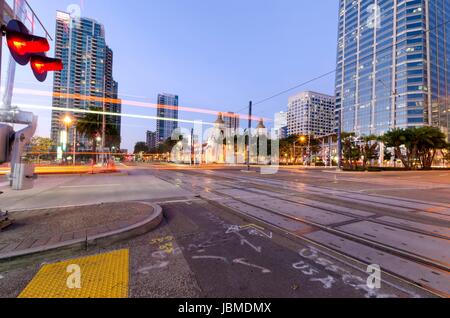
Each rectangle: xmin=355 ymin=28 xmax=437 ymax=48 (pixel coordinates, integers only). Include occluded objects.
xmin=287 ymin=91 xmax=335 ymax=137
xmin=335 ymin=0 xmax=450 ymax=137
xmin=156 ymin=93 xmax=179 ymax=145
xmin=51 ymin=11 xmax=121 ymax=148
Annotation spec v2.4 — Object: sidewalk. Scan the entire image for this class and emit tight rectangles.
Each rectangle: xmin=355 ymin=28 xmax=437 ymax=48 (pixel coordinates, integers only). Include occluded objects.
xmin=0 ymin=201 xmax=162 ymax=261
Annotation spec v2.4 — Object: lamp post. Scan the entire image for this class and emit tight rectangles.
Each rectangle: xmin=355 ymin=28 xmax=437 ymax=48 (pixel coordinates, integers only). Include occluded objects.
xmin=96 ymin=136 xmax=102 ymax=165
xmin=293 ymin=135 xmax=307 ymax=165
xmin=62 ymin=114 xmax=74 ymax=164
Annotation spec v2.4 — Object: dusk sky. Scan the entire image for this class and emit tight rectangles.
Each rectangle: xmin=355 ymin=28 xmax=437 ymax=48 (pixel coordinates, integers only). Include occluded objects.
xmin=4 ymin=0 xmax=339 ymax=151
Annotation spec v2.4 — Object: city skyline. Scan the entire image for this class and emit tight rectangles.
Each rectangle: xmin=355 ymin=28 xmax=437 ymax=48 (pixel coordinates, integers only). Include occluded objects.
xmin=6 ymin=0 xmax=339 ymax=151
xmin=1 ymin=0 xmax=450 ymax=302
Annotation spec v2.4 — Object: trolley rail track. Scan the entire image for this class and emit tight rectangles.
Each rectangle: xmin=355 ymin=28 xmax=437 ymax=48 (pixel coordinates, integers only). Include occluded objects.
xmin=156 ymin=169 xmax=450 ymax=298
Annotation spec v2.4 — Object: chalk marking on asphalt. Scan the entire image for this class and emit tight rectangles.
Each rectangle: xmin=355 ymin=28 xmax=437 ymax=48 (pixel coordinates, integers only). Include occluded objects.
xmin=310 ymin=276 xmax=336 ymax=289
xmin=137 ymin=261 xmax=170 ymax=274
xmin=240 ymin=238 xmax=262 ymax=253
xmin=59 ymin=184 xmax=121 ymax=189
xmin=192 ymin=256 xmax=229 ymax=263
xmin=232 ymin=258 xmax=271 ymax=274
xmin=226 ymin=224 xmax=273 ymax=239
xmin=232 ymin=230 xmax=263 ymax=254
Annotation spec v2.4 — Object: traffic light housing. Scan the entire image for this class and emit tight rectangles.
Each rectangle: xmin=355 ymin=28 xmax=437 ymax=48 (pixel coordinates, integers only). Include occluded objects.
xmin=2 ymin=19 xmax=62 ymax=81
xmin=0 ymin=125 xmax=14 ymax=164
xmin=31 ymin=54 xmax=63 ymax=82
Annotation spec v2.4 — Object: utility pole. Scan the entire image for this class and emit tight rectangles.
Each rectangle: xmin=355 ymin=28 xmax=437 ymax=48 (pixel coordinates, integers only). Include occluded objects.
xmin=247 ymin=101 xmax=252 ymax=171
xmin=101 ymin=74 xmax=106 ymax=165
xmin=190 ymin=128 xmax=194 ymax=166
xmin=73 ymin=126 xmax=77 ymax=166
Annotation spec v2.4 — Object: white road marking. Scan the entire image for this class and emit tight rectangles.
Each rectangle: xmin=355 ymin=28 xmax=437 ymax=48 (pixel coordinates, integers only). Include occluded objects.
xmin=232 ymin=258 xmax=271 ymax=274
xmin=192 ymin=256 xmax=228 ymax=263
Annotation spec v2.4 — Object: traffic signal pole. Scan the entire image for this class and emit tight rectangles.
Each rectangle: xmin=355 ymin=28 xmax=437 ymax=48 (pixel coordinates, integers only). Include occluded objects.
xmin=247 ymin=101 xmax=252 ymax=171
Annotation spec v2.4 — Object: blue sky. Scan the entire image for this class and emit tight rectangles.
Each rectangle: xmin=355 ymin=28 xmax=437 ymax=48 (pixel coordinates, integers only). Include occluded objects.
xmin=3 ymin=0 xmax=339 ymax=151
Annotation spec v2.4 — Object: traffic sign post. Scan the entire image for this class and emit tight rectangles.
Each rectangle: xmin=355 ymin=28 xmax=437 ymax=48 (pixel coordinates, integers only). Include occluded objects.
xmin=0 ymin=1 xmax=63 ymax=192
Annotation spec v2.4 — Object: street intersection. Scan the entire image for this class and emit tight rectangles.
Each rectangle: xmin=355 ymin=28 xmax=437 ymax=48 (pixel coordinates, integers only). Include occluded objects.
xmin=0 ymin=165 xmax=449 ymax=298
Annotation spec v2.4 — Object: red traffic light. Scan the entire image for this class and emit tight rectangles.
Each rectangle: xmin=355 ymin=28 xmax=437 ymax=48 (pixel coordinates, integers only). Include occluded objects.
xmin=5 ymin=19 xmax=50 ymax=65
xmin=7 ymin=31 xmax=50 ymax=56
xmin=30 ymin=55 xmax=63 ymax=82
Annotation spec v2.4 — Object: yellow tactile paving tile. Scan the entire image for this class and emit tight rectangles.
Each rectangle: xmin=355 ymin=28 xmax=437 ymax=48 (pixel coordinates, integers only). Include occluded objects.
xmin=18 ymin=249 xmax=129 ymax=298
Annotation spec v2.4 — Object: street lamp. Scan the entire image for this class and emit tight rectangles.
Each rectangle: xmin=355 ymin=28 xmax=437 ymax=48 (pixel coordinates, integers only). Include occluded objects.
xmin=63 ymin=115 xmax=73 ymax=126
xmin=293 ymin=135 xmax=307 ymax=165
xmin=62 ymin=114 xmax=76 ymax=165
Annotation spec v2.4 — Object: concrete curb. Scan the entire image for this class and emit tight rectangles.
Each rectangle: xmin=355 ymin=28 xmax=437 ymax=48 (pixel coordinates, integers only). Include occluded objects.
xmin=0 ymin=202 xmax=163 ymax=262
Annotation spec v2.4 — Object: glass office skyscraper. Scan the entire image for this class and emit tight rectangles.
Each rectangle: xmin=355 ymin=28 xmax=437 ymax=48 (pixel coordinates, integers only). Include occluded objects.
xmin=335 ymin=0 xmax=450 ymax=138
xmin=51 ymin=11 xmax=121 ymax=148
xmin=156 ymin=93 xmax=179 ymax=145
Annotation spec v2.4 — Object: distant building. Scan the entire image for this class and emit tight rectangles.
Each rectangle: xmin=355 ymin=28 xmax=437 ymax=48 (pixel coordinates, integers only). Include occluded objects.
xmin=287 ymin=91 xmax=335 ymax=137
xmin=274 ymin=111 xmax=288 ymax=139
xmin=156 ymin=93 xmax=179 ymax=145
xmin=51 ymin=11 xmax=121 ymax=149
xmin=223 ymin=112 xmax=240 ymax=131
xmin=279 ymin=126 xmax=288 ymax=139
xmin=146 ymin=131 xmax=157 ymax=150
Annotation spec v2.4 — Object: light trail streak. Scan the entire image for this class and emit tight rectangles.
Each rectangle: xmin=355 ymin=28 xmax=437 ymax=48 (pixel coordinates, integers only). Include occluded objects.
xmin=16 ymin=103 xmax=216 ymax=126
xmin=13 ymin=88 xmax=269 ymax=121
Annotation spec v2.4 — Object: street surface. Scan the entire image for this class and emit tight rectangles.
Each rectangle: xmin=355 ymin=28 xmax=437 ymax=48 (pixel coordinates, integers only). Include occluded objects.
xmin=0 ymin=164 xmax=449 ymax=298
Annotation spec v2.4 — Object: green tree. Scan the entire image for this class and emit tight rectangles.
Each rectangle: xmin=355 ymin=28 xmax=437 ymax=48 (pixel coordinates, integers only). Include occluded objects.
xmin=443 ymin=144 xmax=450 ymax=165
xmin=134 ymin=142 xmax=149 ymax=154
xmin=341 ymin=132 xmax=360 ymax=170
xmin=415 ymin=126 xmax=448 ymax=169
xmin=381 ymin=127 xmax=448 ymax=170
xmin=381 ymin=128 xmax=417 ymax=170
xmin=28 ymin=137 xmax=54 ymax=163
xmin=361 ymin=135 xmax=379 ymax=169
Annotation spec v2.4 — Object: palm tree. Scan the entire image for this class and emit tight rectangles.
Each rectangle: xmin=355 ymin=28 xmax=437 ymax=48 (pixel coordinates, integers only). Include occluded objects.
xmin=415 ymin=126 xmax=448 ymax=169
xmin=381 ymin=128 xmax=416 ymax=170
xmin=381 ymin=127 xmax=448 ymax=170
xmin=76 ymin=108 xmax=121 ymax=163
xmin=361 ymin=135 xmax=379 ymax=170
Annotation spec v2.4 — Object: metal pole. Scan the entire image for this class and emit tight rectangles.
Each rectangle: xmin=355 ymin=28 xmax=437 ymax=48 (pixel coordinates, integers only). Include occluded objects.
xmin=247 ymin=101 xmax=252 ymax=171
xmin=65 ymin=124 xmax=69 ymax=164
xmin=308 ymin=136 xmax=311 ymax=166
xmin=0 ymin=31 xmax=2 ymax=100
xmin=328 ymin=135 xmax=333 ymax=167
xmin=337 ymin=109 xmax=343 ymax=170
xmin=73 ymin=127 xmax=76 ymax=166
xmin=102 ymin=75 xmax=106 ymax=157
xmin=293 ymin=142 xmax=296 ymax=166
xmin=190 ymin=128 xmax=194 ymax=166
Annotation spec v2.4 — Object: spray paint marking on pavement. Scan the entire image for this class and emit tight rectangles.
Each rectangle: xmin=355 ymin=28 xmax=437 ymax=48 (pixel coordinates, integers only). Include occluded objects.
xmin=18 ymin=249 xmax=129 ymax=298
xmin=232 ymin=258 xmax=271 ymax=274
xmin=192 ymin=256 xmax=229 ymax=263
xmin=226 ymin=224 xmax=273 ymax=239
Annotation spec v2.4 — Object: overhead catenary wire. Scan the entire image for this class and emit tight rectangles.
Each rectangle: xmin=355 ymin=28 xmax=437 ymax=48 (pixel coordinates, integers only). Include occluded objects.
xmin=236 ymin=15 xmax=450 ymax=117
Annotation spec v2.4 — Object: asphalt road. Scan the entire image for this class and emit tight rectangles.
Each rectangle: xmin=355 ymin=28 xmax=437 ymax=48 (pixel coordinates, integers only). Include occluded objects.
xmin=0 ymin=165 xmax=449 ymax=298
